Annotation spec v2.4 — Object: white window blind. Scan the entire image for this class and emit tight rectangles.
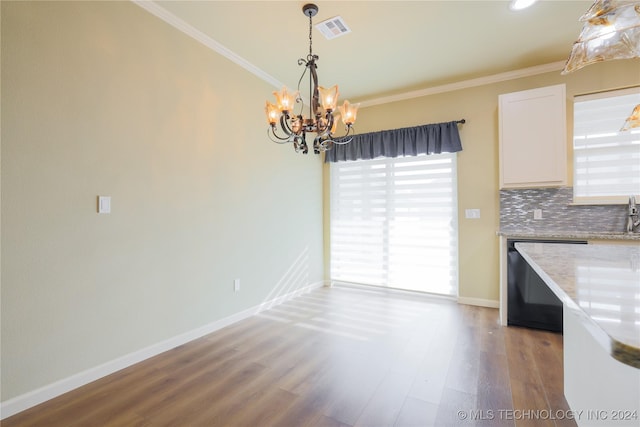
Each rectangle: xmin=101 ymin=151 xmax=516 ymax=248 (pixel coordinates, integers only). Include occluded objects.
xmin=330 ymin=153 xmax=458 ymax=296
xmin=573 ymin=87 xmax=640 ymax=202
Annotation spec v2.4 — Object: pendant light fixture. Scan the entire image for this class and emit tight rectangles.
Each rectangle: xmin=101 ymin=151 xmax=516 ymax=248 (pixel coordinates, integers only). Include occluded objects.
xmin=562 ymin=0 xmax=640 ymax=74
xmin=265 ymin=3 xmax=359 ymax=154
xmin=621 ymin=103 xmax=640 ymax=131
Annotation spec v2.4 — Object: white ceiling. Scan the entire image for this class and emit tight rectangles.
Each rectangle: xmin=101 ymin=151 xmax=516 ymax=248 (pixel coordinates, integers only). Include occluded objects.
xmin=137 ymin=1 xmax=594 ymax=105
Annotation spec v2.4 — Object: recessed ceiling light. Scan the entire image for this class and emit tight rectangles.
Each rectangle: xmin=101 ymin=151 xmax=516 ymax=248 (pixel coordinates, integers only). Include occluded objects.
xmin=509 ymin=0 xmax=538 ymax=11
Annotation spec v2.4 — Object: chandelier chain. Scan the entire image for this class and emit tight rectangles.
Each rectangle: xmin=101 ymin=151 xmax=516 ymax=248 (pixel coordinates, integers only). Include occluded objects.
xmin=308 ymin=11 xmax=313 ymax=60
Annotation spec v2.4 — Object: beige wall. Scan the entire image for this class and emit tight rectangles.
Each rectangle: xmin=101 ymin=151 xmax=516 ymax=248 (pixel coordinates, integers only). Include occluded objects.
xmin=2 ymin=0 xmax=639 ymax=409
xmin=1 ymin=2 xmax=324 ymax=401
xmin=327 ymin=60 xmax=639 ymax=303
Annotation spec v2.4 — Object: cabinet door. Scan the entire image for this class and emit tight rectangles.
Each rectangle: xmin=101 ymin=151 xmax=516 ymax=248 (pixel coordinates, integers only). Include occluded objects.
xmin=499 ymin=84 xmax=567 ymax=188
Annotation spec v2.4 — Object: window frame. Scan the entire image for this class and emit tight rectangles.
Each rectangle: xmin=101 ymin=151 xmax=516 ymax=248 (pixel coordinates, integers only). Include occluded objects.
xmin=572 ymin=86 xmax=640 ymax=205
xmin=329 ymin=152 xmax=459 ymax=297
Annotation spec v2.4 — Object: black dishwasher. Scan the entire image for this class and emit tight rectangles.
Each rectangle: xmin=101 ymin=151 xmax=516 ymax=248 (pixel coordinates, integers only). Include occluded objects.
xmin=507 ymin=239 xmax=587 ymax=333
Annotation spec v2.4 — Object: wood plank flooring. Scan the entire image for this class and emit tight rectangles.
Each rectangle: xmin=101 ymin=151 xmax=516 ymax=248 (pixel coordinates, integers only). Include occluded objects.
xmin=2 ymin=284 xmax=576 ymax=427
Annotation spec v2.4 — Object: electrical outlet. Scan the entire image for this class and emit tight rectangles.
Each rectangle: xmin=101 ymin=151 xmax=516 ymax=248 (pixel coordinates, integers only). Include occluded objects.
xmin=234 ymin=279 xmax=240 ymax=292
xmin=533 ymin=209 xmax=543 ymax=220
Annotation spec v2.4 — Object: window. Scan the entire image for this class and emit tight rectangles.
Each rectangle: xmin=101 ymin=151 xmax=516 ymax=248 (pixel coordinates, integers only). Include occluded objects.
xmin=573 ymin=87 xmax=640 ymax=204
xmin=329 ymin=153 xmax=458 ymax=296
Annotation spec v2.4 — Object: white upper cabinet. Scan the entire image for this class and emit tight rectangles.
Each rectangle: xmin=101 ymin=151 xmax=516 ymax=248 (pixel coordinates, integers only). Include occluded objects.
xmin=499 ymin=84 xmax=568 ymax=189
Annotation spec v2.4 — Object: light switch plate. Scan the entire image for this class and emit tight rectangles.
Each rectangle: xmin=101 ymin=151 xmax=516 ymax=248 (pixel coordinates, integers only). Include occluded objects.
xmin=98 ymin=196 xmax=111 ymax=214
xmin=465 ymin=209 xmax=481 ymax=219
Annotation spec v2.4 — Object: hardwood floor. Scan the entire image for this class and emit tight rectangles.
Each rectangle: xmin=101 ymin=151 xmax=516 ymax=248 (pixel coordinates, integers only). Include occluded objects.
xmin=2 ymin=284 xmax=576 ymax=427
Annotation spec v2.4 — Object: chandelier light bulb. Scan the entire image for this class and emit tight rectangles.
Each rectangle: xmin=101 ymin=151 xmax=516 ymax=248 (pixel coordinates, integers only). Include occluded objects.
xmin=339 ymin=100 xmax=360 ymax=126
xmin=330 ymin=114 xmax=339 ymax=133
xmin=274 ymin=87 xmax=297 ymax=113
xmin=597 ymin=26 xmax=617 ymax=40
xmin=291 ymin=116 xmax=303 ymax=134
xmin=319 ymin=85 xmax=339 ymax=111
xmin=590 ymin=16 xmax=618 ymax=40
xmin=265 ymin=101 xmax=279 ymax=125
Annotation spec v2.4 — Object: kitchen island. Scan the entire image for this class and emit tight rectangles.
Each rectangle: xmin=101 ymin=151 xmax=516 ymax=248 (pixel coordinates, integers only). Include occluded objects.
xmin=497 ymin=230 xmax=640 ymax=327
xmin=515 ymin=242 xmax=639 ymax=427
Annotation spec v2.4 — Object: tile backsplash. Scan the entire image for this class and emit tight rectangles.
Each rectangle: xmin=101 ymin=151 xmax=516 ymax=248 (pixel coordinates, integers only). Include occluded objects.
xmin=500 ymin=187 xmax=628 ymax=233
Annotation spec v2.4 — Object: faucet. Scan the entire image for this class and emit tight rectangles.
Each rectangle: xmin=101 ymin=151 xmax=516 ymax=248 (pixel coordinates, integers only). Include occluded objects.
xmin=626 ymin=196 xmax=640 ymax=233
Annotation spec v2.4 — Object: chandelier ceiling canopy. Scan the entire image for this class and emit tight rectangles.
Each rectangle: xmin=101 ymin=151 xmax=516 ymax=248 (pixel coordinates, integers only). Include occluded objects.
xmin=265 ymin=3 xmax=359 ymax=155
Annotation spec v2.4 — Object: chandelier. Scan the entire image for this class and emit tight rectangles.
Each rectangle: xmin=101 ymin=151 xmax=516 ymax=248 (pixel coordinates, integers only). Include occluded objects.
xmin=265 ymin=3 xmax=359 ymax=154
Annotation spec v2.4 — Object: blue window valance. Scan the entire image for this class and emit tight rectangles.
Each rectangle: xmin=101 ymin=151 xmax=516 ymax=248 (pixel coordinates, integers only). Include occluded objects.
xmin=324 ymin=120 xmax=464 ymax=163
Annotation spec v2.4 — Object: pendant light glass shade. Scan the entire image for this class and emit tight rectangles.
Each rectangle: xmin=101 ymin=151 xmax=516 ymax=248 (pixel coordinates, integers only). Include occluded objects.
xmin=562 ymin=1 xmax=640 ymax=74
xmin=319 ymin=85 xmax=339 ymax=111
xmin=273 ymin=87 xmax=298 ymax=113
xmin=265 ymin=101 xmax=279 ymax=125
xmin=339 ymin=100 xmax=360 ymax=125
xmin=621 ymin=103 xmax=640 ymax=131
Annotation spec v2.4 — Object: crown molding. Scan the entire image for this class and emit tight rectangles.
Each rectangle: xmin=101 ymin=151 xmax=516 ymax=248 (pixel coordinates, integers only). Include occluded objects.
xmin=133 ymin=1 xmax=566 ymax=108
xmin=132 ymin=0 xmax=284 ymax=89
xmin=359 ymin=61 xmax=568 ymax=108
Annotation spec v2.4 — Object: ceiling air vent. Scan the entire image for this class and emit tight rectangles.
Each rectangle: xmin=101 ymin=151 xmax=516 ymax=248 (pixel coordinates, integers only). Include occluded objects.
xmin=315 ymin=16 xmax=351 ymax=40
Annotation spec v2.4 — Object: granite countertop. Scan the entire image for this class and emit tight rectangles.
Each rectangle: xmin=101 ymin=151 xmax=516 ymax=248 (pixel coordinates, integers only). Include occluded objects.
xmin=498 ymin=229 xmax=640 ymax=241
xmin=515 ymin=242 xmax=640 ymax=369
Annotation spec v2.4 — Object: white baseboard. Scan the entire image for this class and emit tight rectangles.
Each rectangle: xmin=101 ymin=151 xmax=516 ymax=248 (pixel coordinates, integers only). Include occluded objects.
xmin=0 ymin=281 xmax=324 ymax=420
xmin=329 ymin=281 xmax=457 ymax=301
xmin=457 ymin=296 xmax=500 ymax=308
